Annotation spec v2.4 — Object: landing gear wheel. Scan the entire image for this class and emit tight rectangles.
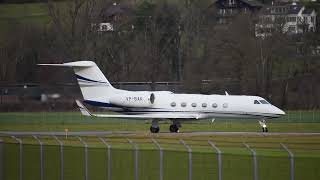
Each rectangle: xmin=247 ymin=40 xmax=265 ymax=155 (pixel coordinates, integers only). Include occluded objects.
xmin=150 ymin=126 xmax=160 ymax=133
xmin=150 ymin=119 xmax=160 ymax=133
xmin=259 ymin=120 xmax=268 ymax=133
xmin=169 ymin=125 xmax=179 ymax=133
xmin=262 ymin=127 xmax=269 ymax=132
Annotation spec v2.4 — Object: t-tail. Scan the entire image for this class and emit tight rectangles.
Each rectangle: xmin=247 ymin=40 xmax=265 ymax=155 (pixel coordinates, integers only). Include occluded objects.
xmin=38 ymin=61 xmax=115 ymax=102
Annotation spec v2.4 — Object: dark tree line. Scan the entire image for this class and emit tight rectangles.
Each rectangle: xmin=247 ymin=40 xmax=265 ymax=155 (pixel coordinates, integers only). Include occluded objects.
xmin=1 ymin=0 xmax=320 ymax=110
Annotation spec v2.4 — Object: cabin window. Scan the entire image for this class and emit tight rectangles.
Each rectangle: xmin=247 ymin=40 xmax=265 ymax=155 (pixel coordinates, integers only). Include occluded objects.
xmin=223 ymin=103 xmax=228 ymax=108
xmin=181 ymin=102 xmax=187 ymax=107
xmin=212 ymin=103 xmax=218 ymax=108
xmin=202 ymin=103 xmax=207 ymax=108
xmin=191 ymin=103 xmax=197 ymax=107
xmin=260 ymin=100 xmax=269 ymax=104
xmin=254 ymin=100 xmax=260 ymax=104
xmin=171 ymin=102 xmax=176 ymax=107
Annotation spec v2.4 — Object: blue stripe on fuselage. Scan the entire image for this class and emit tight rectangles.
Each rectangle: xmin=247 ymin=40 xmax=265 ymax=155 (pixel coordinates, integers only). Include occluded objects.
xmin=81 ymin=100 xmax=279 ymax=118
xmin=76 ymin=74 xmax=107 ymax=83
xmin=83 ymin=100 xmax=123 ymax=108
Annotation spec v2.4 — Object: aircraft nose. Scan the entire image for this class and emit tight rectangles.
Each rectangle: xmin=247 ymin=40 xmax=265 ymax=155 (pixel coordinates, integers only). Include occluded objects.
xmin=274 ymin=106 xmax=285 ymax=115
xmin=278 ymin=109 xmax=285 ymax=115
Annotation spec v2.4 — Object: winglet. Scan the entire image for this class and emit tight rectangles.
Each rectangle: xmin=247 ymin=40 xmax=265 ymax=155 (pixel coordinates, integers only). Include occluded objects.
xmin=75 ymin=100 xmax=92 ymax=116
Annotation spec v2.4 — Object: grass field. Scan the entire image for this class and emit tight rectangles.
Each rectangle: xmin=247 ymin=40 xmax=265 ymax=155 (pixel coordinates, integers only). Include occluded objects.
xmin=1 ymin=111 xmax=320 ymax=180
xmin=1 ymin=133 xmax=320 ymax=180
xmin=0 ymin=111 xmax=320 ymax=132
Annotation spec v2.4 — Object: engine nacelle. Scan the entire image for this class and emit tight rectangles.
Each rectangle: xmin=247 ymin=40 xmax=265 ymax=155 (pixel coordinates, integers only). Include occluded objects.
xmin=109 ymin=93 xmax=155 ymax=108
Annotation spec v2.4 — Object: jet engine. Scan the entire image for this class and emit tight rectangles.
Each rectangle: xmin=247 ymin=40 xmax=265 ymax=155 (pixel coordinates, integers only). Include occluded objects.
xmin=109 ymin=93 xmax=155 ymax=108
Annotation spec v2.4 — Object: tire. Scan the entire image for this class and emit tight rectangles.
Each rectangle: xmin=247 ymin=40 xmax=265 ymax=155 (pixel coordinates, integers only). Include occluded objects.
xmin=169 ymin=125 xmax=178 ymax=133
xmin=150 ymin=127 xmax=160 ymax=133
xmin=265 ymin=128 xmax=268 ymax=132
xmin=262 ymin=127 xmax=265 ymax=132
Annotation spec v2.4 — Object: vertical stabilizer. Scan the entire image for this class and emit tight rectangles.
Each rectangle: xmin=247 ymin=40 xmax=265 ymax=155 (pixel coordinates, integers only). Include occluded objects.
xmin=38 ymin=61 xmax=115 ymax=101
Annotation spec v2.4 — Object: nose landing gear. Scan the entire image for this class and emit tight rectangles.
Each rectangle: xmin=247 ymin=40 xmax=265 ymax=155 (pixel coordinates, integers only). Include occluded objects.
xmin=259 ymin=119 xmax=268 ymax=132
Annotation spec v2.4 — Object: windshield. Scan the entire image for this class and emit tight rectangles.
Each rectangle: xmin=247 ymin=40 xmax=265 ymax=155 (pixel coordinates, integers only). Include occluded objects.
xmin=259 ymin=100 xmax=270 ymax=104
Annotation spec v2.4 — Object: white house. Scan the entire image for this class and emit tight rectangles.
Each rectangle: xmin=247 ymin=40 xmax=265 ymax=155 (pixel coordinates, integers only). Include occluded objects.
xmin=255 ymin=2 xmax=317 ymax=38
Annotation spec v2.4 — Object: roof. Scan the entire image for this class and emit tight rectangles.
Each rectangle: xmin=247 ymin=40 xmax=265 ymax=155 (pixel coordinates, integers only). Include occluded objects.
xmin=262 ymin=4 xmax=303 ymax=15
xmin=214 ymin=0 xmax=263 ymax=8
xmin=287 ymin=5 xmax=303 ymax=14
xmin=241 ymin=0 xmax=263 ymax=7
xmin=100 ymin=3 xmax=133 ymax=18
xmin=302 ymin=8 xmax=314 ymax=15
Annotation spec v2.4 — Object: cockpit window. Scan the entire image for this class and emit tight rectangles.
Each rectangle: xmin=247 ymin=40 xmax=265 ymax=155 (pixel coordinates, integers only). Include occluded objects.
xmin=260 ymin=100 xmax=269 ymax=104
xmin=254 ymin=100 xmax=260 ymax=104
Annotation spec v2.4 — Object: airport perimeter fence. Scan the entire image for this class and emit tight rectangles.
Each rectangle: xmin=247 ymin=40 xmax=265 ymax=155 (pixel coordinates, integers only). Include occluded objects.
xmin=276 ymin=110 xmax=320 ymax=123
xmin=0 ymin=135 xmax=320 ymax=180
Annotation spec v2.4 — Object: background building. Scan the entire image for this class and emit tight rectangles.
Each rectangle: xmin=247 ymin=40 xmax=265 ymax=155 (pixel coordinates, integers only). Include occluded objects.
xmin=256 ymin=2 xmax=317 ymax=37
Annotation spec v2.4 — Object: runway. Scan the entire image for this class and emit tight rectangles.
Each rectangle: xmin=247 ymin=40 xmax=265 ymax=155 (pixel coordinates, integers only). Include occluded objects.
xmin=1 ymin=131 xmax=320 ymax=136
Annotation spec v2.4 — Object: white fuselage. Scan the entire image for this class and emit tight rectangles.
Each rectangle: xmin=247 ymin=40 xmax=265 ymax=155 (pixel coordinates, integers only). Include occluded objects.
xmin=83 ymin=89 xmax=285 ymax=120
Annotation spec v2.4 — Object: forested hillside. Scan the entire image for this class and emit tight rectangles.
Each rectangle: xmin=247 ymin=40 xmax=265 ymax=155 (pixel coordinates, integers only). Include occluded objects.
xmin=0 ymin=0 xmax=320 ymax=110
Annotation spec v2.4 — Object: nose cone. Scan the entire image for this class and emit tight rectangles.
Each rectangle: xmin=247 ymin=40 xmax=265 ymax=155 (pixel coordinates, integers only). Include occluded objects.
xmin=278 ymin=108 xmax=285 ymax=115
xmin=273 ymin=106 xmax=285 ymax=115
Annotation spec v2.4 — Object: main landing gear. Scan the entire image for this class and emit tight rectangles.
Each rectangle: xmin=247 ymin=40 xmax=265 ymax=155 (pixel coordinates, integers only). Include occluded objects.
xmin=259 ymin=119 xmax=268 ymax=132
xmin=150 ymin=119 xmax=160 ymax=133
xmin=150 ymin=126 xmax=160 ymax=133
xmin=149 ymin=119 xmax=182 ymax=133
xmin=169 ymin=120 xmax=181 ymax=133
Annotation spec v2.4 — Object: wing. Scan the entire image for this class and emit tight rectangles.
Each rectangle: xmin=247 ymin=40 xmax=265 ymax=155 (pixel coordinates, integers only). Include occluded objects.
xmin=75 ymin=100 xmax=201 ymax=119
xmin=93 ymin=113 xmax=198 ymax=119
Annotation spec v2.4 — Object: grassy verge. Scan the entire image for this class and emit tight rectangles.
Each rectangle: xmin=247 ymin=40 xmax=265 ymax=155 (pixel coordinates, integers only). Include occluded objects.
xmin=1 ymin=134 xmax=320 ymax=180
xmin=1 ymin=111 xmax=320 ymax=132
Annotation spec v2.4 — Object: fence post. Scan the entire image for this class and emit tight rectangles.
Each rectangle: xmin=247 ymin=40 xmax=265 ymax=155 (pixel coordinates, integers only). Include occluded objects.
xmin=312 ymin=110 xmax=315 ymax=122
xmin=0 ymin=138 xmax=3 ymax=180
xmin=11 ymin=136 xmax=23 ymax=180
xmin=208 ymin=140 xmax=222 ymax=180
xmin=280 ymin=143 xmax=294 ymax=180
xmin=299 ymin=111 xmax=302 ymax=122
xmin=180 ymin=139 xmax=192 ymax=180
xmin=127 ymin=138 xmax=138 ymax=180
xmin=33 ymin=135 xmax=44 ymax=180
xmin=99 ymin=137 xmax=112 ymax=180
xmin=243 ymin=143 xmax=258 ymax=180
xmin=53 ymin=135 xmax=64 ymax=180
xmin=151 ymin=138 xmax=163 ymax=180
xmin=78 ymin=136 xmax=88 ymax=180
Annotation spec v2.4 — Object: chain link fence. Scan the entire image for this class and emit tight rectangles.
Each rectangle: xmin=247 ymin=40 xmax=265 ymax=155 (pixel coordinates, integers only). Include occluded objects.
xmin=1 ymin=135 xmax=320 ymax=180
xmin=281 ymin=111 xmax=320 ymax=122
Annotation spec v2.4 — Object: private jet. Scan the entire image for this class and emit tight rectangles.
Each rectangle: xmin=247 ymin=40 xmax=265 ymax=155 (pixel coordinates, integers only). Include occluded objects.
xmin=39 ymin=61 xmax=285 ymax=133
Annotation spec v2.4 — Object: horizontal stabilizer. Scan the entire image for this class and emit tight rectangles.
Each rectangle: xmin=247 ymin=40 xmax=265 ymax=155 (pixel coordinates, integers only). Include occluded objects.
xmin=38 ymin=61 xmax=95 ymax=67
